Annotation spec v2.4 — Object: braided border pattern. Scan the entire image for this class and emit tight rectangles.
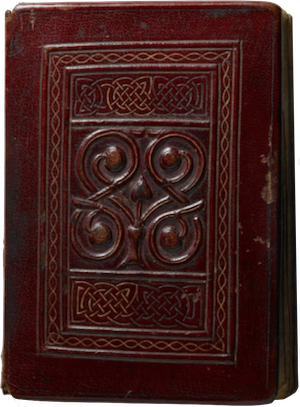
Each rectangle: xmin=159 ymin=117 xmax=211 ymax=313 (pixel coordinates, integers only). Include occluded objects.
xmin=46 ymin=49 xmax=231 ymax=354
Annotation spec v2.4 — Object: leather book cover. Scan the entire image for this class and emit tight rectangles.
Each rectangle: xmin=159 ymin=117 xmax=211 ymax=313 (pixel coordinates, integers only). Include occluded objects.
xmin=1 ymin=1 xmax=297 ymax=403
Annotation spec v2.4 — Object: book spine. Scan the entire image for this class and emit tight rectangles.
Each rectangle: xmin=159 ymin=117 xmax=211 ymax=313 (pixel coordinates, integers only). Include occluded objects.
xmin=1 ymin=9 xmax=13 ymax=396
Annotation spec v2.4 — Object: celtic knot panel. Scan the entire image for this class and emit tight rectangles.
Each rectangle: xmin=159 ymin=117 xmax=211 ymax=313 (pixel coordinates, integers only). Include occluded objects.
xmin=71 ymin=280 xmax=204 ymax=329
xmin=74 ymin=75 xmax=207 ymax=117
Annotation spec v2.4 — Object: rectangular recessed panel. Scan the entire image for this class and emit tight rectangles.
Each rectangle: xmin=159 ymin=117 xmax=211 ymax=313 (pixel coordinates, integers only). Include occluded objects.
xmin=42 ymin=41 xmax=240 ymax=361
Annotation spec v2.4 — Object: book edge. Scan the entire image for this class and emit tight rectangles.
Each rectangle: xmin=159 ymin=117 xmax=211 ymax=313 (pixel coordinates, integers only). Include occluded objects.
xmin=1 ymin=9 xmax=11 ymax=397
xmin=276 ymin=9 xmax=298 ymax=400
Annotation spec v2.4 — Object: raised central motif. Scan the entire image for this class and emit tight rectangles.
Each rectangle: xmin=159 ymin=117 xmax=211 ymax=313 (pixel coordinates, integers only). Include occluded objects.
xmin=71 ymin=129 xmax=205 ymax=270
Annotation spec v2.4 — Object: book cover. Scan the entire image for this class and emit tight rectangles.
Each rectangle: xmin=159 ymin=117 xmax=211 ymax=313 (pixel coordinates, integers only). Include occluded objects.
xmin=1 ymin=1 xmax=298 ymax=403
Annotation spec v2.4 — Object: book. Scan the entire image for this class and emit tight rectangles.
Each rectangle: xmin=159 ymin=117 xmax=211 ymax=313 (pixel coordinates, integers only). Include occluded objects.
xmin=1 ymin=1 xmax=297 ymax=403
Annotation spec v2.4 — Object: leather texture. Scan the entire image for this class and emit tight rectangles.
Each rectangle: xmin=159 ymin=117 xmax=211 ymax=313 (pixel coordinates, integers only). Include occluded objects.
xmin=3 ymin=2 xmax=287 ymax=402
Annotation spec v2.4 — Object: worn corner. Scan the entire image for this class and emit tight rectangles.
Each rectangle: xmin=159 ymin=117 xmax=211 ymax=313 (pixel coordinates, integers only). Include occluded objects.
xmin=252 ymin=1 xmax=283 ymax=21
xmin=1 ymin=381 xmax=11 ymax=395
xmin=1 ymin=379 xmax=28 ymax=399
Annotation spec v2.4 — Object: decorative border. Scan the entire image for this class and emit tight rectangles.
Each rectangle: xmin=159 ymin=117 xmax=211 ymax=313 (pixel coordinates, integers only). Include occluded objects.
xmin=40 ymin=42 xmax=241 ymax=361
xmin=72 ymin=73 xmax=209 ymax=117
xmin=70 ymin=279 xmax=206 ymax=331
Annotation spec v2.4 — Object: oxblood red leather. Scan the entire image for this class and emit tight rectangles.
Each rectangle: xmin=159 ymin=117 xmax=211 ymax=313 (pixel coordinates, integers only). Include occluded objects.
xmin=2 ymin=2 xmax=295 ymax=403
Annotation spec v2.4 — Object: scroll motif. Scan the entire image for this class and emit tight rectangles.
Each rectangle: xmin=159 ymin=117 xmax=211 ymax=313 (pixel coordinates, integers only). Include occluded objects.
xmin=71 ymin=130 xmax=205 ymax=268
xmin=72 ymin=281 xmax=204 ymax=328
xmin=74 ymin=75 xmax=206 ymax=117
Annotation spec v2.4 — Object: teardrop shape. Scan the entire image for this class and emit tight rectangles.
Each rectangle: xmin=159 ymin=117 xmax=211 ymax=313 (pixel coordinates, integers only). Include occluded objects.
xmin=131 ymin=175 xmax=153 ymax=202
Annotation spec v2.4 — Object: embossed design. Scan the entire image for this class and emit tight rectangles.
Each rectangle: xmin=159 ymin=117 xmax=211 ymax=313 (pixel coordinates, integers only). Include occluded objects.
xmin=147 ymin=133 xmax=205 ymax=203
xmin=216 ymin=53 xmax=231 ymax=346
xmin=71 ymin=130 xmax=204 ymax=268
xmin=130 ymin=284 xmax=203 ymax=328
xmin=72 ymin=281 xmax=203 ymax=329
xmin=43 ymin=43 xmax=239 ymax=358
xmin=74 ymin=75 xmax=206 ymax=117
xmin=76 ymin=129 xmax=139 ymax=196
xmin=149 ymin=203 xmax=203 ymax=264
xmin=74 ymin=282 xmax=138 ymax=326
xmin=47 ymin=335 xmax=224 ymax=353
xmin=71 ymin=208 xmax=123 ymax=260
